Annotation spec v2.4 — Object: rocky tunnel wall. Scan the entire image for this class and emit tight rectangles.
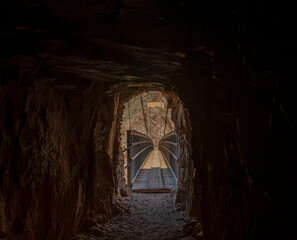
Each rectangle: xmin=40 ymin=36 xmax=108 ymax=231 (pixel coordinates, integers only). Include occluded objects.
xmin=0 ymin=0 xmax=297 ymax=240
xmin=0 ymin=79 xmax=120 ymax=239
xmin=171 ymin=1 xmax=297 ymax=240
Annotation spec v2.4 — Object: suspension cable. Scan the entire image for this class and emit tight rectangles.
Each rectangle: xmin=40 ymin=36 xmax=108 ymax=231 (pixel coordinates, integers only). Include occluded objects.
xmin=140 ymin=93 xmax=150 ymax=136
xmin=128 ymin=100 xmax=131 ymax=130
xmin=163 ymin=99 xmax=169 ymax=136
xmin=147 ymin=92 xmax=152 ymax=139
xmin=159 ymin=100 xmax=163 ymax=140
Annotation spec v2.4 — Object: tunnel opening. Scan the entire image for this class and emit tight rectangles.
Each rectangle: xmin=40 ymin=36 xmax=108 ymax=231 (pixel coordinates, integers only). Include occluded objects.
xmin=97 ymin=87 xmax=202 ymax=239
xmin=119 ymin=91 xmax=178 ymax=193
xmin=0 ymin=0 xmax=295 ymax=239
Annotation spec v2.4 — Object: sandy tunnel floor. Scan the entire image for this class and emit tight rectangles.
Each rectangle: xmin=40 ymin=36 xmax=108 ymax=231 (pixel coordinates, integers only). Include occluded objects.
xmin=71 ymin=193 xmax=201 ymax=240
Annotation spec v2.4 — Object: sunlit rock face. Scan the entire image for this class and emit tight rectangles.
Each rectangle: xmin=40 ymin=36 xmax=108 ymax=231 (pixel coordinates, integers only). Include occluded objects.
xmin=1 ymin=0 xmax=296 ymax=240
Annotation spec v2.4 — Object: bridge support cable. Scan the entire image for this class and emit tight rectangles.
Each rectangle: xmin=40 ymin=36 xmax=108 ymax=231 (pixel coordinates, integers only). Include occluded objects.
xmin=139 ymin=93 xmax=150 ymax=137
xmin=158 ymin=131 xmax=179 ymax=181
xmin=128 ymin=100 xmax=131 ymax=130
xmin=147 ymin=92 xmax=153 ymax=141
xmin=158 ymin=100 xmax=164 ymax=140
xmin=163 ymin=100 xmax=169 ymax=137
xmin=126 ymin=130 xmax=154 ymax=187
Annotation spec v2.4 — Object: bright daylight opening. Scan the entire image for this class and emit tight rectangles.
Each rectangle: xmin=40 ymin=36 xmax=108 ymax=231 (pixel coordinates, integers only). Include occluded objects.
xmin=120 ymin=91 xmax=178 ymax=193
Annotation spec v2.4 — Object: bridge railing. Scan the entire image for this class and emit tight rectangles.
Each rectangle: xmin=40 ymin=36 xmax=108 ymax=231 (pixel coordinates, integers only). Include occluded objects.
xmin=158 ymin=131 xmax=178 ymax=181
xmin=125 ymin=130 xmax=154 ymax=186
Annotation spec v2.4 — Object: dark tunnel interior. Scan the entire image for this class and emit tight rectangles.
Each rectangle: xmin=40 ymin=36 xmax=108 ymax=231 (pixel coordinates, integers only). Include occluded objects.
xmin=0 ymin=0 xmax=297 ymax=239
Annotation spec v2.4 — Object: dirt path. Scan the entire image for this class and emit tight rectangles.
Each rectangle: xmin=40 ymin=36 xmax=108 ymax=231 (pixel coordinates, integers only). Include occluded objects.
xmin=71 ymin=193 xmax=199 ymax=240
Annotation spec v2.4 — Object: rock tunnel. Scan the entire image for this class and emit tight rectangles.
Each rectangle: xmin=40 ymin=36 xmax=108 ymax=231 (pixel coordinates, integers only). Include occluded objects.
xmin=0 ymin=0 xmax=297 ymax=239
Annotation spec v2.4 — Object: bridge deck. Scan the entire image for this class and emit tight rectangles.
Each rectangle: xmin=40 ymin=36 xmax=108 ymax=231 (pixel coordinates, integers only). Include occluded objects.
xmin=132 ymin=150 xmax=176 ymax=192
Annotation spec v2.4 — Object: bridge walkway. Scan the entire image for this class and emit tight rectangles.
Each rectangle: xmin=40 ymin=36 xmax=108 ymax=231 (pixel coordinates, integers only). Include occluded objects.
xmin=132 ymin=149 xmax=176 ymax=192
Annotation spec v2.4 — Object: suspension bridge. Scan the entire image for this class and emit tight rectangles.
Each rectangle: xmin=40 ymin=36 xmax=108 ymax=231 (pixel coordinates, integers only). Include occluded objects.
xmin=124 ymin=93 xmax=178 ymax=193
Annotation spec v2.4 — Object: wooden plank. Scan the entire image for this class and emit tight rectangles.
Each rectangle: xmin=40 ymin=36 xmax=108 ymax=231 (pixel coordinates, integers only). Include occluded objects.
xmin=132 ymin=185 xmax=174 ymax=192
xmin=132 ymin=189 xmax=171 ymax=193
xmin=161 ymin=169 xmax=176 ymax=189
xmin=132 ymin=169 xmax=150 ymax=190
xmin=132 ymin=150 xmax=176 ymax=192
xmin=148 ymin=168 xmax=163 ymax=189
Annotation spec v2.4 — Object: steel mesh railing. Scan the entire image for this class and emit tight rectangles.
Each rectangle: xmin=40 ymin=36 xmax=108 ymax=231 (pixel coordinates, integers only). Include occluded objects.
xmin=126 ymin=130 xmax=154 ymax=184
xmin=159 ymin=131 xmax=178 ymax=179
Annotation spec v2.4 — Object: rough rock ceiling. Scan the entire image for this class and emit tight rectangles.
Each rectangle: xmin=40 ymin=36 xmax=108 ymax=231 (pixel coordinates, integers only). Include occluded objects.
xmin=1 ymin=0 xmax=182 ymax=91
xmin=40 ymin=39 xmax=184 ymax=83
